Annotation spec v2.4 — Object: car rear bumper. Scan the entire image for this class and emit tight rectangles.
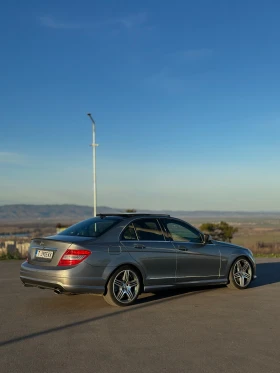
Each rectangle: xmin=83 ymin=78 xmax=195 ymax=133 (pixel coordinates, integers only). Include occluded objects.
xmin=20 ymin=261 xmax=106 ymax=294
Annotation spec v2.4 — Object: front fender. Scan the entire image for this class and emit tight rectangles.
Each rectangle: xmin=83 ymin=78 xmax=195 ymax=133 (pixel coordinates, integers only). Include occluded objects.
xmin=225 ymin=252 xmax=256 ymax=279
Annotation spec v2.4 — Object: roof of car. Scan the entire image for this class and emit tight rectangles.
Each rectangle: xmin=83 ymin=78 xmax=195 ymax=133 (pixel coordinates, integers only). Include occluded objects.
xmin=97 ymin=213 xmax=171 ymax=218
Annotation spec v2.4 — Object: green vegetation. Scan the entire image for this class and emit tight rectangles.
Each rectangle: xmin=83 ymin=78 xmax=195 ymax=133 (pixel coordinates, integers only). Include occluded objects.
xmin=0 ymin=251 xmax=22 ymax=260
xmin=198 ymin=219 xmax=280 ymax=256
xmin=200 ymin=221 xmax=238 ymax=242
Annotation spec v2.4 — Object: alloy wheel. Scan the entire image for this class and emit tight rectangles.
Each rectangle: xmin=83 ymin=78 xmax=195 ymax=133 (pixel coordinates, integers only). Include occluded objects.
xmin=232 ymin=259 xmax=252 ymax=288
xmin=113 ymin=269 xmax=140 ymax=304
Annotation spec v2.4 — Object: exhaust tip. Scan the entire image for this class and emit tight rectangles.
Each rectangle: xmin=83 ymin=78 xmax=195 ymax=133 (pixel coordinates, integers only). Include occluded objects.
xmin=54 ymin=288 xmax=62 ymax=295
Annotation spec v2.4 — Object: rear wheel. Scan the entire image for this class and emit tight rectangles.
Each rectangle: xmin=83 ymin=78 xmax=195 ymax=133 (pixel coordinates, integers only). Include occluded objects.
xmin=103 ymin=266 xmax=141 ymax=307
xmin=228 ymin=257 xmax=253 ymax=289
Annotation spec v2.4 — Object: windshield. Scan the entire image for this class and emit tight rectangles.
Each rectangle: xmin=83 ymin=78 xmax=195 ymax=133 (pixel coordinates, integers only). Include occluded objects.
xmin=58 ymin=217 xmax=121 ymax=237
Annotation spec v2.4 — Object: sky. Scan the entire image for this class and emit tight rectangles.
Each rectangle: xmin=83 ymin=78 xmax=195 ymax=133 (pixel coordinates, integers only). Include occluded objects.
xmin=1 ymin=0 xmax=280 ymax=211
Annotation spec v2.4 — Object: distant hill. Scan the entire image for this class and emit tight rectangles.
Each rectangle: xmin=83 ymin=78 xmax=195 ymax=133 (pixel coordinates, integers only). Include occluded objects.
xmin=0 ymin=204 xmax=117 ymax=222
xmin=0 ymin=204 xmax=280 ymax=222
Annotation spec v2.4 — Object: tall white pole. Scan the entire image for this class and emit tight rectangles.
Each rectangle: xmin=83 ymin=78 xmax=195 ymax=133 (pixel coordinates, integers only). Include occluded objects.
xmin=87 ymin=113 xmax=98 ymax=217
xmin=92 ymin=122 xmax=97 ymax=218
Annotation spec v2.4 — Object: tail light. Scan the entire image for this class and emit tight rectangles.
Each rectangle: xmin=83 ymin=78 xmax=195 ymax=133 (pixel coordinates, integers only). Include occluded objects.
xmin=58 ymin=249 xmax=91 ymax=266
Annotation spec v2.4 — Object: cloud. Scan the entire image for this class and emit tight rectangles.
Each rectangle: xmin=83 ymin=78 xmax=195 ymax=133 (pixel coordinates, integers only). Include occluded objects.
xmin=0 ymin=152 xmax=26 ymax=165
xmin=38 ymin=13 xmax=148 ymax=31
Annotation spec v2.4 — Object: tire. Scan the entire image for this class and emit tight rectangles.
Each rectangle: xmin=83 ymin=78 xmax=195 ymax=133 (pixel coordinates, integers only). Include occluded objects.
xmin=103 ymin=265 xmax=141 ymax=307
xmin=227 ymin=257 xmax=253 ymax=290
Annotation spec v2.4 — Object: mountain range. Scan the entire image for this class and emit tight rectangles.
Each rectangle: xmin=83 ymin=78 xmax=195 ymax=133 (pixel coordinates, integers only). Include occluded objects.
xmin=1 ymin=204 xmax=280 ymax=222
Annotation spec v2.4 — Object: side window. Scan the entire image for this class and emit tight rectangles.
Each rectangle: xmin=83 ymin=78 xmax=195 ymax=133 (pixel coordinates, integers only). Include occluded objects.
xmin=163 ymin=219 xmax=202 ymax=243
xmin=133 ymin=219 xmax=165 ymax=241
xmin=122 ymin=224 xmax=137 ymax=240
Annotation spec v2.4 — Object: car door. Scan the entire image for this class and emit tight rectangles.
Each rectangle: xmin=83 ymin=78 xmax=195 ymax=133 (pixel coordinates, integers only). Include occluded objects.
xmin=161 ymin=218 xmax=221 ymax=284
xmin=120 ymin=218 xmax=176 ymax=287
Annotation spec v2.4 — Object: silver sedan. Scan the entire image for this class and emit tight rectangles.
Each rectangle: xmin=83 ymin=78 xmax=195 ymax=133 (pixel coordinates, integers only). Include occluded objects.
xmin=20 ymin=213 xmax=257 ymax=306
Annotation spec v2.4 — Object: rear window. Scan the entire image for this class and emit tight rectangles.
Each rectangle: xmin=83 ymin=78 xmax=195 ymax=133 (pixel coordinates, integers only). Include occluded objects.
xmin=58 ymin=217 xmax=121 ymax=237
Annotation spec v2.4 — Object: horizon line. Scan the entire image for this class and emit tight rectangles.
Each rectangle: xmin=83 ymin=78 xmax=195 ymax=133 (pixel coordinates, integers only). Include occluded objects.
xmin=1 ymin=203 xmax=280 ymax=214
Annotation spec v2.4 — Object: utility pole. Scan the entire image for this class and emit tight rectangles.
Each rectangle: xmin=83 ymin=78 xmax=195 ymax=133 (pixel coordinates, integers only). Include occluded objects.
xmin=87 ymin=113 xmax=98 ymax=217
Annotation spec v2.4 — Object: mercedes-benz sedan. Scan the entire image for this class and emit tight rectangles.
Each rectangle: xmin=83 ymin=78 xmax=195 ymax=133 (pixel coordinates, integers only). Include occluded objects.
xmin=20 ymin=213 xmax=256 ymax=306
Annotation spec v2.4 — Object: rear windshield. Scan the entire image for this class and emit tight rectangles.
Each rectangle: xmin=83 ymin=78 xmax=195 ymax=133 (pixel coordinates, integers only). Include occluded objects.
xmin=58 ymin=217 xmax=121 ymax=238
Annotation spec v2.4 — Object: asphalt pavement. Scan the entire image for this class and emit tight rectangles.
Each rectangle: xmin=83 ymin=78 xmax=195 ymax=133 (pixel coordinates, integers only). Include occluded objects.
xmin=0 ymin=258 xmax=280 ymax=373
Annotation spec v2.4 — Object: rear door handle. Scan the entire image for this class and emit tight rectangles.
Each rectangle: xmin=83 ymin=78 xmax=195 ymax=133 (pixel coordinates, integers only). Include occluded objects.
xmin=133 ymin=244 xmax=146 ymax=249
xmin=178 ymin=246 xmax=188 ymax=251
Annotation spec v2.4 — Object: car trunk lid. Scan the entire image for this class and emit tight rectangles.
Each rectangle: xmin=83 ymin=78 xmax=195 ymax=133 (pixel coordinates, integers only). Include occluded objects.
xmin=28 ymin=235 xmax=94 ymax=267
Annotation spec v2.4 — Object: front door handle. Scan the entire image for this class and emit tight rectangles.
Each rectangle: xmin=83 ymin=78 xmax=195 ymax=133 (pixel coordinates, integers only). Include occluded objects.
xmin=178 ymin=246 xmax=188 ymax=251
xmin=133 ymin=244 xmax=146 ymax=249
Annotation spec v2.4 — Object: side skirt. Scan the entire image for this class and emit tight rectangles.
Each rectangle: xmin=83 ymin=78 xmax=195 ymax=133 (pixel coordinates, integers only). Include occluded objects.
xmin=144 ymin=278 xmax=228 ymax=293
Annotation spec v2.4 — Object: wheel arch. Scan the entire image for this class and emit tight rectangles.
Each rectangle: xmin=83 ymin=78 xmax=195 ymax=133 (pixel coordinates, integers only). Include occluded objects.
xmin=103 ymin=262 xmax=145 ymax=295
xmin=227 ymin=254 xmax=255 ymax=280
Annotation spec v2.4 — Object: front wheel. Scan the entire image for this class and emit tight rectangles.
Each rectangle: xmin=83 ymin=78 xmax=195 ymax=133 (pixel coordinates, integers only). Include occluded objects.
xmin=228 ymin=257 xmax=253 ymax=289
xmin=103 ymin=266 xmax=141 ymax=307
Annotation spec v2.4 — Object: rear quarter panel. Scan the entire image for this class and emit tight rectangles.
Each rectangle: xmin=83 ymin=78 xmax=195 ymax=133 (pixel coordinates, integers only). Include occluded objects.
xmin=83 ymin=242 xmax=146 ymax=283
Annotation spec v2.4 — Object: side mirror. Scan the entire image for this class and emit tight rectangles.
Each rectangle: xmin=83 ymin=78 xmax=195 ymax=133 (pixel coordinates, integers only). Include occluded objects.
xmin=203 ymin=233 xmax=211 ymax=244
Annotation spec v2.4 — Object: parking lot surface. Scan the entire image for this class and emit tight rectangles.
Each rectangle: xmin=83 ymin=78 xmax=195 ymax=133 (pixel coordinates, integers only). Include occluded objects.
xmin=1 ymin=258 xmax=280 ymax=373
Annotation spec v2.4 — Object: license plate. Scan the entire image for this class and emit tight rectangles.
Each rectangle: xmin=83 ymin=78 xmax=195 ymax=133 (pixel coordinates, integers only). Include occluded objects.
xmin=36 ymin=250 xmax=53 ymax=259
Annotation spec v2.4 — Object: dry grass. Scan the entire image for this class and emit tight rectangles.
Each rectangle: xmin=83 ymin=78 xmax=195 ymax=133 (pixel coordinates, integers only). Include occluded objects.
xmin=249 ymin=241 xmax=280 ymax=256
xmin=232 ymin=227 xmax=280 ymax=246
xmin=227 ymin=224 xmax=280 ymax=256
xmin=190 ymin=218 xmax=280 ymax=256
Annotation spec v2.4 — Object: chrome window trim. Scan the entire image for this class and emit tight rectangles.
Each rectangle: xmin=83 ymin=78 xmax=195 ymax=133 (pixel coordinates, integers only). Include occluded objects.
xmin=133 ymin=223 xmax=139 ymax=240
